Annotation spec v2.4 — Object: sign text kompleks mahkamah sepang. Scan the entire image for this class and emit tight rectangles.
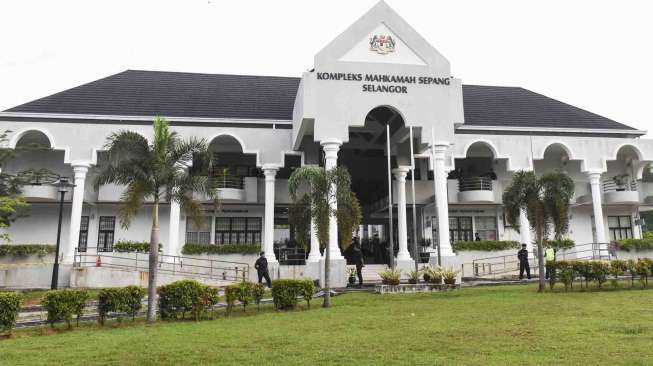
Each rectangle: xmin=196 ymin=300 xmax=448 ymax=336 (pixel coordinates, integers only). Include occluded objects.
xmin=315 ymin=72 xmax=450 ymax=94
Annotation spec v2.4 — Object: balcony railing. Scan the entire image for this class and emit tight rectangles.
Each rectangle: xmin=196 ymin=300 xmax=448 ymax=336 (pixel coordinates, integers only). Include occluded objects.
xmin=212 ymin=175 xmax=245 ymax=190
xmin=603 ymin=179 xmax=637 ymax=193
xmin=458 ymin=177 xmax=493 ymax=192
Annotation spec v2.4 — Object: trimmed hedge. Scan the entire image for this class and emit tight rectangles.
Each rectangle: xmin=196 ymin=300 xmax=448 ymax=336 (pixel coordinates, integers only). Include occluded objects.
xmin=546 ymin=258 xmax=653 ymax=290
xmin=225 ymin=281 xmax=266 ymax=313
xmin=41 ymin=289 xmax=89 ymax=329
xmin=157 ymin=280 xmax=220 ymax=320
xmin=182 ymin=243 xmax=261 ymax=255
xmin=452 ymin=240 xmax=520 ymax=252
xmin=613 ymin=238 xmax=653 ymax=252
xmin=271 ymin=279 xmax=316 ymax=310
xmin=0 ymin=292 xmax=21 ymax=335
xmin=113 ymin=241 xmax=162 ymax=253
xmin=0 ymin=244 xmax=55 ymax=257
xmin=97 ymin=286 xmax=146 ymax=325
xmin=545 ymin=239 xmax=575 ymax=250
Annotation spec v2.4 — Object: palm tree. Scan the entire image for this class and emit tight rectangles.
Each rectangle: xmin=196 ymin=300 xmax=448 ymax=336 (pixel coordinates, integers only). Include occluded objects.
xmin=288 ymin=165 xmax=361 ymax=307
xmin=503 ymin=170 xmax=575 ymax=292
xmin=95 ymin=117 xmax=217 ymax=322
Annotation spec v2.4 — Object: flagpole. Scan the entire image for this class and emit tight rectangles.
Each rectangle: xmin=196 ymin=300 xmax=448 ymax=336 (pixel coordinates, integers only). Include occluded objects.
xmin=386 ymin=124 xmax=395 ymax=269
xmin=431 ymin=127 xmax=442 ymax=266
xmin=409 ymin=127 xmax=419 ymax=273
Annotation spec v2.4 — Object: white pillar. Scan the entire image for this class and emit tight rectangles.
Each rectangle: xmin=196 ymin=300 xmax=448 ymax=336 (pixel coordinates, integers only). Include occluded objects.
xmin=393 ymin=166 xmax=412 ymax=262
xmin=588 ymin=171 xmax=607 ymax=243
xmin=321 ymin=139 xmax=344 ymax=260
xmin=307 ymin=216 xmax=321 ymax=262
xmin=519 ymin=209 xmax=533 ymax=252
xmin=167 ymin=200 xmax=181 ymax=256
xmin=432 ymin=143 xmax=454 ymax=256
xmin=65 ymin=163 xmax=89 ymax=263
xmin=263 ymin=165 xmax=278 ymax=263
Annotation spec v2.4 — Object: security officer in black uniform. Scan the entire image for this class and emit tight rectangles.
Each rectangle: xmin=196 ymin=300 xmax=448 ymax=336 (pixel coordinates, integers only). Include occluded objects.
xmin=255 ymin=251 xmax=272 ymax=288
xmin=517 ymin=244 xmax=531 ymax=280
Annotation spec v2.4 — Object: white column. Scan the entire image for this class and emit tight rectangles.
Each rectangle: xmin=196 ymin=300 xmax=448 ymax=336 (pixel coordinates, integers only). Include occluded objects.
xmin=321 ymin=139 xmax=344 ymax=260
xmin=167 ymin=201 xmax=181 ymax=256
xmin=393 ymin=166 xmax=412 ymax=261
xmin=588 ymin=171 xmax=607 ymax=243
xmin=432 ymin=143 xmax=454 ymax=256
xmin=519 ymin=209 xmax=533 ymax=252
xmin=263 ymin=165 xmax=278 ymax=263
xmin=65 ymin=163 xmax=89 ymax=263
xmin=307 ymin=216 xmax=321 ymax=262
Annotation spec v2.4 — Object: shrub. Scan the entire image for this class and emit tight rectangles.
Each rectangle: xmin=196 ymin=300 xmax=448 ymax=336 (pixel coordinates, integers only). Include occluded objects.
xmin=157 ymin=280 xmax=219 ymax=320
xmin=0 ymin=292 xmax=21 ymax=335
xmin=613 ymin=238 xmax=653 ymax=252
xmin=609 ymin=260 xmax=626 ymax=288
xmin=271 ymin=279 xmax=315 ymax=310
xmin=559 ymin=267 xmax=575 ymax=292
xmin=441 ymin=267 xmax=460 ymax=285
xmin=113 ymin=241 xmax=162 ymax=253
xmin=379 ymin=268 xmax=402 ymax=286
xmin=452 ymin=240 xmax=520 ymax=252
xmin=182 ymin=243 xmax=261 ymax=255
xmin=225 ymin=281 xmax=265 ymax=313
xmin=0 ymin=244 xmax=55 ymax=257
xmin=41 ymin=289 xmax=89 ymax=329
xmin=546 ymin=261 xmax=557 ymax=290
xmin=626 ymin=260 xmax=638 ymax=287
xmin=635 ymin=258 xmax=652 ymax=288
xmin=97 ymin=286 xmax=146 ymax=325
xmin=545 ymin=239 xmax=575 ymax=250
xmin=591 ymin=261 xmax=610 ymax=289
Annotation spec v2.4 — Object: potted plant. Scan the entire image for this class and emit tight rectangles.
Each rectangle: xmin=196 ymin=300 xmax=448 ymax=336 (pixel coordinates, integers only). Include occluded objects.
xmin=407 ymin=269 xmax=421 ymax=284
xmin=379 ymin=267 xmax=402 ymax=286
xmin=347 ymin=267 xmax=357 ymax=285
xmin=442 ymin=267 xmax=460 ymax=287
xmin=428 ymin=267 xmax=443 ymax=284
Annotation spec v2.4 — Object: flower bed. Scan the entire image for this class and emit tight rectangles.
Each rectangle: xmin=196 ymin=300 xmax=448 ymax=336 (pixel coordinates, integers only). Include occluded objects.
xmin=182 ymin=243 xmax=261 ymax=255
xmin=0 ymin=244 xmax=55 ymax=257
xmin=452 ymin=240 xmax=519 ymax=252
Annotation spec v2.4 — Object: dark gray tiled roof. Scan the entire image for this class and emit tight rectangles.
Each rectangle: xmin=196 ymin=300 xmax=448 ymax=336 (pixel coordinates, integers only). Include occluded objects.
xmin=5 ymin=70 xmax=300 ymax=120
xmin=4 ymin=70 xmax=637 ymax=131
xmin=461 ymin=85 xmax=635 ymax=130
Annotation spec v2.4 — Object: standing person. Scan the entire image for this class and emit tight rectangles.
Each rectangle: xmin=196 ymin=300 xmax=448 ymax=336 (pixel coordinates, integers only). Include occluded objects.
xmin=475 ymin=232 xmax=482 ymax=241
xmin=517 ymin=244 xmax=531 ymax=280
xmin=351 ymin=238 xmax=364 ymax=287
xmin=255 ymin=251 xmax=272 ymax=288
xmin=544 ymin=246 xmax=556 ymax=279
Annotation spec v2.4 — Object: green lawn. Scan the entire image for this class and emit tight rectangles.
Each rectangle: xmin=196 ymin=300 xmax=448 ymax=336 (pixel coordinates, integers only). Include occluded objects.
xmin=2 ymin=284 xmax=653 ymax=365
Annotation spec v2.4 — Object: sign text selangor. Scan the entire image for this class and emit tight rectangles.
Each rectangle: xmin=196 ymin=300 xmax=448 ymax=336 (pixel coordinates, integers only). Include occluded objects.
xmin=316 ymin=72 xmax=450 ymax=94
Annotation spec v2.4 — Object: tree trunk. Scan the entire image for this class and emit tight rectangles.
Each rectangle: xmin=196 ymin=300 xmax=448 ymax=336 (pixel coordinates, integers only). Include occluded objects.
xmin=147 ymin=200 xmax=160 ymax=322
xmin=323 ymin=235 xmax=331 ymax=308
xmin=537 ymin=233 xmax=546 ymax=293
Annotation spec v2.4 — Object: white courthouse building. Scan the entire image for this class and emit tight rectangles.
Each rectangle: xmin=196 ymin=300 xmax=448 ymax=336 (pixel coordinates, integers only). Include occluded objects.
xmin=2 ymin=2 xmax=653 ymax=287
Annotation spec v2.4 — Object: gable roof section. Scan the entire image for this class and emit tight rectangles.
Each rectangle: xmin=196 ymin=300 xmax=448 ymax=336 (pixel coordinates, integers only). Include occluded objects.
xmin=4 ymin=69 xmax=638 ymax=132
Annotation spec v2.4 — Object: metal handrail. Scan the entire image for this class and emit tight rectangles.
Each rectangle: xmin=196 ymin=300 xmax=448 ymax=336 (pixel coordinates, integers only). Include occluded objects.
xmin=213 ymin=175 xmax=244 ymax=189
xmin=603 ymin=179 xmax=637 ymax=192
xmin=458 ymin=177 xmax=493 ymax=192
xmin=73 ymin=248 xmax=250 ymax=282
xmin=465 ymin=242 xmax=611 ymax=278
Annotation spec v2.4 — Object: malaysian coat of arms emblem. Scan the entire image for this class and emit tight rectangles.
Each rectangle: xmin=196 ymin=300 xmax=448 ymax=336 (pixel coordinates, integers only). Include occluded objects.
xmin=369 ymin=34 xmax=396 ymax=54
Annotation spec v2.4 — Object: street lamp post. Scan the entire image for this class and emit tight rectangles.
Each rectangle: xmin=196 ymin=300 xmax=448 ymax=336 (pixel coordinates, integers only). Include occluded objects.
xmin=50 ymin=177 xmax=74 ymax=290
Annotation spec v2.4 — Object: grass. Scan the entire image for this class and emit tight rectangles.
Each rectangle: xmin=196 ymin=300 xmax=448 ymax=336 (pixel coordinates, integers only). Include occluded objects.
xmin=1 ymin=284 xmax=653 ymax=365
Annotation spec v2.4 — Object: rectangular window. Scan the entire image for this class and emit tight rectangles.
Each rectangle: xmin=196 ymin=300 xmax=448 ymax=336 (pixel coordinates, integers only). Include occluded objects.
xmin=214 ymin=217 xmax=262 ymax=245
xmin=608 ymin=215 xmax=632 ymax=241
xmin=97 ymin=216 xmax=115 ymax=252
xmin=475 ymin=216 xmax=497 ymax=241
xmin=78 ymin=216 xmax=89 ymax=252
xmin=185 ymin=217 xmax=211 ymax=245
xmin=449 ymin=216 xmax=473 ymax=244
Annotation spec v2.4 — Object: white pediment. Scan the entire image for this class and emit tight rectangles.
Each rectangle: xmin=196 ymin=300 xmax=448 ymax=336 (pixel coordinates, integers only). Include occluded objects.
xmin=338 ymin=23 xmax=427 ymax=65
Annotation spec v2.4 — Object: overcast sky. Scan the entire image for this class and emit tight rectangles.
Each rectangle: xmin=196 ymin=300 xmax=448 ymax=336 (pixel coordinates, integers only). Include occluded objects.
xmin=1 ymin=0 xmax=651 ymax=135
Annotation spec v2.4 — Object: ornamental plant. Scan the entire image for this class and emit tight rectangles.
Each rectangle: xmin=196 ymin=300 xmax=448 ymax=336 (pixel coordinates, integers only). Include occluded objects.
xmin=590 ymin=261 xmax=610 ymax=289
xmin=609 ymin=260 xmax=627 ymax=288
xmin=97 ymin=286 xmax=146 ymax=325
xmin=407 ymin=269 xmax=421 ymax=284
xmin=379 ymin=267 xmax=402 ymax=286
xmin=0 ymin=244 xmax=55 ymax=257
xmin=41 ymin=289 xmax=89 ymax=329
xmin=452 ymin=240 xmax=519 ymax=252
xmin=96 ymin=117 xmax=220 ymax=323
xmin=157 ymin=280 xmax=219 ymax=320
xmin=271 ymin=279 xmax=315 ymax=310
xmin=441 ymin=267 xmax=460 ymax=286
xmin=182 ymin=243 xmax=261 ymax=255
xmin=0 ymin=292 xmax=21 ymax=335
xmin=225 ymin=281 xmax=264 ymax=313
xmin=635 ymin=258 xmax=652 ymax=288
